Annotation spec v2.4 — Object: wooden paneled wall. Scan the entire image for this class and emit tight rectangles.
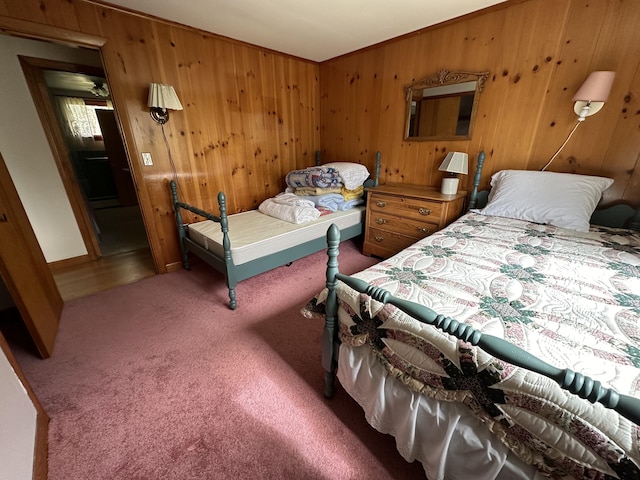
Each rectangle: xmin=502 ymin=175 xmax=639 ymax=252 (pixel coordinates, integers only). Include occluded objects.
xmin=320 ymin=0 xmax=640 ymax=206
xmin=1 ymin=0 xmax=638 ymax=273
xmin=0 ymin=0 xmax=319 ymax=272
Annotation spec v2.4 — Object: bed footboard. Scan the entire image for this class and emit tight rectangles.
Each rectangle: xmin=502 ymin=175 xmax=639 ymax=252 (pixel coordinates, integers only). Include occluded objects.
xmin=323 ymin=223 xmax=640 ymax=425
xmin=169 ymin=180 xmax=238 ymax=309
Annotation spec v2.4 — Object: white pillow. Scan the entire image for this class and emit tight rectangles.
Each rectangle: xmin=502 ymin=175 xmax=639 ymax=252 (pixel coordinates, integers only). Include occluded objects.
xmin=478 ymin=170 xmax=613 ymax=232
xmin=322 ymin=162 xmax=370 ymax=190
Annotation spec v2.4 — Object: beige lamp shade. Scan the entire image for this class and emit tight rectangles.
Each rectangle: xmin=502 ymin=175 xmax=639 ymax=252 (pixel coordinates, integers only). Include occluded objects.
xmin=438 ymin=152 xmax=468 ymax=175
xmin=438 ymin=152 xmax=468 ymax=194
xmin=148 ymin=83 xmax=183 ymax=124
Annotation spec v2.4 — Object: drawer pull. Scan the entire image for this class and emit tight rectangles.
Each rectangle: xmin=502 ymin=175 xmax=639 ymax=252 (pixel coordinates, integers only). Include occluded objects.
xmin=374 ymin=235 xmax=384 ymax=242
xmin=375 ymin=218 xmax=387 ymax=225
xmin=418 ymin=208 xmax=432 ymax=216
xmin=376 ymin=201 xmax=387 ymax=207
xmin=417 ymin=227 xmax=431 ymax=234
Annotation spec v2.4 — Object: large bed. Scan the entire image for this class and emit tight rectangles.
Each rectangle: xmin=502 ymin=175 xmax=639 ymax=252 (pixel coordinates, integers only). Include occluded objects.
xmin=303 ymin=151 xmax=640 ymax=479
xmin=170 ymin=151 xmax=381 ymax=309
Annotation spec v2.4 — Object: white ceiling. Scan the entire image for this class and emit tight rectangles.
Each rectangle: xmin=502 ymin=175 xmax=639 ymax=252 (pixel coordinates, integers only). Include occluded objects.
xmin=103 ymin=0 xmax=507 ymax=62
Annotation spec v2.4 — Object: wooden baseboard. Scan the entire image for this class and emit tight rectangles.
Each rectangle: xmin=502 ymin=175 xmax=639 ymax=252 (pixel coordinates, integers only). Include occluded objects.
xmin=33 ymin=410 xmax=49 ymax=480
xmin=165 ymin=261 xmax=183 ymax=273
xmin=48 ymin=254 xmax=91 ymax=272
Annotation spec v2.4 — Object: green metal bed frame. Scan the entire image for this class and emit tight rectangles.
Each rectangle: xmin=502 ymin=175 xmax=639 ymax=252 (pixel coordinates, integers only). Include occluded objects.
xmin=170 ymin=151 xmax=381 ymax=309
xmin=322 ymin=150 xmax=640 ymax=427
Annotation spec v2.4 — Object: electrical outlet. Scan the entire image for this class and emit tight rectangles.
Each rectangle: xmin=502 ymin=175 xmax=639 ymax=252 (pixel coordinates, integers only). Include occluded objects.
xmin=142 ymin=152 xmax=153 ymax=166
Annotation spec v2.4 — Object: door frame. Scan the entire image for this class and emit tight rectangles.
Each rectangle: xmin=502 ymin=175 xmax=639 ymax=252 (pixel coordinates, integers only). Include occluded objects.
xmin=0 ymin=15 xmax=158 ymax=272
xmin=19 ymin=55 xmax=106 ymax=261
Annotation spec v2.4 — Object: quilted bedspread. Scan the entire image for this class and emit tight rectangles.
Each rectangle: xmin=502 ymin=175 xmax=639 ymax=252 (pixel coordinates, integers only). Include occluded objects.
xmin=304 ymin=212 xmax=640 ymax=479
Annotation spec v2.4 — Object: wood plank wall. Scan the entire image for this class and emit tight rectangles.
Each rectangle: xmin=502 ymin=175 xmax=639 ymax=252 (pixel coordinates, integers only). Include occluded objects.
xmin=1 ymin=0 xmax=638 ymax=273
xmin=0 ymin=0 xmax=319 ymax=272
xmin=320 ymin=0 xmax=640 ymax=207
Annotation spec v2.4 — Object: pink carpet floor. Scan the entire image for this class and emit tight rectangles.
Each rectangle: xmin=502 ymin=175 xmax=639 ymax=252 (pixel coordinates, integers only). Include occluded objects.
xmin=8 ymin=239 xmax=427 ymax=479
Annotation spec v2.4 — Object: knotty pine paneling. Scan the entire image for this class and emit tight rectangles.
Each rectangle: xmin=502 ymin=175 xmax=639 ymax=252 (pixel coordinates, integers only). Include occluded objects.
xmin=0 ymin=0 xmax=320 ymax=272
xmin=2 ymin=0 xmax=638 ymax=274
xmin=320 ymin=0 xmax=640 ymax=206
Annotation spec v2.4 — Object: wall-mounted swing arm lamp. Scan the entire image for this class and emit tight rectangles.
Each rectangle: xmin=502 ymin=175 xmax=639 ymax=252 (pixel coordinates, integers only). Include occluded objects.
xmin=542 ymin=70 xmax=615 ymax=171
xmin=148 ymin=83 xmax=183 ymax=124
xmin=572 ymin=70 xmax=616 ymax=121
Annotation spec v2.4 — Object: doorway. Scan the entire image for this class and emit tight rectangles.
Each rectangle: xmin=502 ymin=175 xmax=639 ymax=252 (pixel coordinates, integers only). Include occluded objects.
xmin=0 ymin=34 xmax=155 ymax=303
xmin=22 ymin=57 xmax=151 ymax=260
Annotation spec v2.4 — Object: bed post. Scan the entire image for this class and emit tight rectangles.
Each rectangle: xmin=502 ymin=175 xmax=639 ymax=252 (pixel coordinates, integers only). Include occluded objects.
xmin=218 ymin=192 xmax=237 ymax=310
xmin=373 ymin=151 xmax=381 ymax=187
xmin=626 ymin=207 xmax=640 ymax=231
xmin=468 ymin=150 xmax=486 ymax=210
xmin=170 ymin=180 xmax=191 ymax=270
xmin=323 ymin=223 xmax=341 ymax=398
xmin=315 ymin=150 xmax=321 ymax=166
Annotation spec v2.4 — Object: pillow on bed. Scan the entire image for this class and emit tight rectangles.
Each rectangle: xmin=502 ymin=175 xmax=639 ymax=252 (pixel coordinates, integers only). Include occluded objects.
xmin=322 ymin=162 xmax=369 ymax=190
xmin=478 ymin=170 xmax=613 ymax=232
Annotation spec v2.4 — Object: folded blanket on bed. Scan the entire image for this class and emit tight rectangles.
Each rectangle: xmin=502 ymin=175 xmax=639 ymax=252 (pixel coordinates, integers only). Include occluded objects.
xmin=297 ymin=193 xmax=344 ymax=211
xmin=291 ymin=186 xmax=342 ymax=196
xmin=272 ymin=192 xmax=316 ymax=208
xmin=285 ymin=167 xmax=342 ymax=189
xmin=297 ymin=193 xmax=365 ymax=212
xmin=339 ymin=198 xmax=364 ymax=210
xmin=341 ymin=185 xmax=364 ymax=200
xmin=258 ymin=197 xmax=321 ymax=224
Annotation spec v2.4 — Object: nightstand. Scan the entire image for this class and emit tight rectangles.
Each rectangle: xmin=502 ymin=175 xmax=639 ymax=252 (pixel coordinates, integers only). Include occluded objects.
xmin=363 ymin=184 xmax=466 ymax=258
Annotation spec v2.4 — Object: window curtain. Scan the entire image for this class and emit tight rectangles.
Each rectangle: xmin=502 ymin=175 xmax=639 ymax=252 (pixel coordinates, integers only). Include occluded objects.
xmin=55 ymin=96 xmax=112 ymax=149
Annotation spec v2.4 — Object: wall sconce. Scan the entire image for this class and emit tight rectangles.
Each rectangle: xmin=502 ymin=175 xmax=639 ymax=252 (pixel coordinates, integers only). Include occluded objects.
xmin=542 ymin=71 xmax=615 ymax=171
xmin=572 ymin=71 xmax=616 ymax=121
xmin=148 ymin=83 xmax=183 ymax=124
xmin=438 ymin=151 xmax=468 ymax=194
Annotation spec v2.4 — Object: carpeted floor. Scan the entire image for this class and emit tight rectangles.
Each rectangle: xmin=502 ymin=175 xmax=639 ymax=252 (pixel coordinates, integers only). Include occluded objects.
xmin=6 ymin=239 xmax=427 ymax=479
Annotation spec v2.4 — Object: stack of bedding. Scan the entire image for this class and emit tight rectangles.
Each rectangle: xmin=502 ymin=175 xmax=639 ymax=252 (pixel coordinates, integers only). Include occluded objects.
xmin=259 ymin=162 xmax=369 ymax=223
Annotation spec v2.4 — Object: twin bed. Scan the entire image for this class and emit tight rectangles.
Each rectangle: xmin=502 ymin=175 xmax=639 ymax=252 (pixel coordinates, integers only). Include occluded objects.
xmin=170 ymin=151 xmax=380 ymax=309
xmin=170 ymin=147 xmax=640 ymax=479
xmin=303 ymin=151 xmax=640 ymax=480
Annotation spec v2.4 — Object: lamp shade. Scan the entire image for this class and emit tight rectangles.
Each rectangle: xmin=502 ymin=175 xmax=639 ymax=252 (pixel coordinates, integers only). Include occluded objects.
xmin=148 ymin=83 xmax=183 ymax=110
xmin=438 ymin=152 xmax=468 ymax=175
xmin=572 ymin=71 xmax=615 ymax=102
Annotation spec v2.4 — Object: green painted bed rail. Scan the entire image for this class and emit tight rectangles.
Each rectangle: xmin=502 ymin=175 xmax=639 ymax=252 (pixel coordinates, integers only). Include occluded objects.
xmin=169 ymin=180 xmax=237 ymax=309
xmin=323 ymin=223 xmax=640 ymax=425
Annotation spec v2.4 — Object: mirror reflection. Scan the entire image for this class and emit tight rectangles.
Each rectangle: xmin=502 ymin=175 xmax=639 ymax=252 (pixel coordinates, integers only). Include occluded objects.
xmin=404 ymin=70 xmax=488 ymax=141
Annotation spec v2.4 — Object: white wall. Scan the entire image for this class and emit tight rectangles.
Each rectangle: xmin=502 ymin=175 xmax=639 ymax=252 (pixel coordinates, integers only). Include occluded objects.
xmin=0 ymin=341 xmax=37 ymax=480
xmin=0 ymin=34 xmax=103 ymax=262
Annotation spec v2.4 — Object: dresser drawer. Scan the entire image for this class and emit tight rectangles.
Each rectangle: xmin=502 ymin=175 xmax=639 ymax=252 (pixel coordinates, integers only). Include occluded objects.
xmin=364 ymin=227 xmax=419 ymax=254
xmin=368 ymin=193 xmax=443 ymax=223
xmin=367 ymin=211 xmax=437 ymax=239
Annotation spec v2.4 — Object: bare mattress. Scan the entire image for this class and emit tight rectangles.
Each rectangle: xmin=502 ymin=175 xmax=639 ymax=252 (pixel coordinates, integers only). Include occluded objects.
xmin=187 ymin=206 xmax=365 ymax=265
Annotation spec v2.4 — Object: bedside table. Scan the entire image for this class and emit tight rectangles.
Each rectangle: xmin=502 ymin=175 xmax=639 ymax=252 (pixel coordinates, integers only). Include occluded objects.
xmin=363 ymin=184 xmax=466 ymax=258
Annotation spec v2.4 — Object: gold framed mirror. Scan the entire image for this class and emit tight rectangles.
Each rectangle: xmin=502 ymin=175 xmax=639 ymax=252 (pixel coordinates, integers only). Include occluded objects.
xmin=404 ymin=69 xmax=489 ymax=141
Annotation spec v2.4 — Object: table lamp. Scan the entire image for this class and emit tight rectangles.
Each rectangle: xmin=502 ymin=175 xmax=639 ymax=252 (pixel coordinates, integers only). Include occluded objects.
xmin=438 ymin=152 xmax=468 ymax=194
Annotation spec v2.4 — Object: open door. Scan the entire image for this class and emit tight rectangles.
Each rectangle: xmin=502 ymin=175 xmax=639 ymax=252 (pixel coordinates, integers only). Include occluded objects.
xmin=0 ymin=151 xmax=62 ymax=358
xmin=96 ymin=109 xmax=138 ymax=207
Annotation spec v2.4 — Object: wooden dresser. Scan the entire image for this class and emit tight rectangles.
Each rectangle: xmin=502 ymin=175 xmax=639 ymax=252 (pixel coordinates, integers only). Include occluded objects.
xmin=363 ymin=184 xmax=466 ymax=258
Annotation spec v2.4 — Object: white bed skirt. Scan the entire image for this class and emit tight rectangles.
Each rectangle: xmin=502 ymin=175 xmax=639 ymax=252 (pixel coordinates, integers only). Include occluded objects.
xmin=337 ymin=344 xmax=545 ymax=480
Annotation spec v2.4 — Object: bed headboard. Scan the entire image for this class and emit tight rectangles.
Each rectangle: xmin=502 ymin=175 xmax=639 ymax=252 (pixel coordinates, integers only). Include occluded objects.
xmin=466 ymin=151 xmax=640 ymax=231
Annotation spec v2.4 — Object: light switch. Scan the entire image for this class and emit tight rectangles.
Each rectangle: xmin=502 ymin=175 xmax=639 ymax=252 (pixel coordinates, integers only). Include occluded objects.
xmin=142 ymin=152 xmax=153 ymax=166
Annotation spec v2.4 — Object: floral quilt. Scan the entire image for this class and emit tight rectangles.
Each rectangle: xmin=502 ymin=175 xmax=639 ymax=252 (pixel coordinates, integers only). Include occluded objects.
xmin=304 ymin=212 xmax=640 ymax=479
